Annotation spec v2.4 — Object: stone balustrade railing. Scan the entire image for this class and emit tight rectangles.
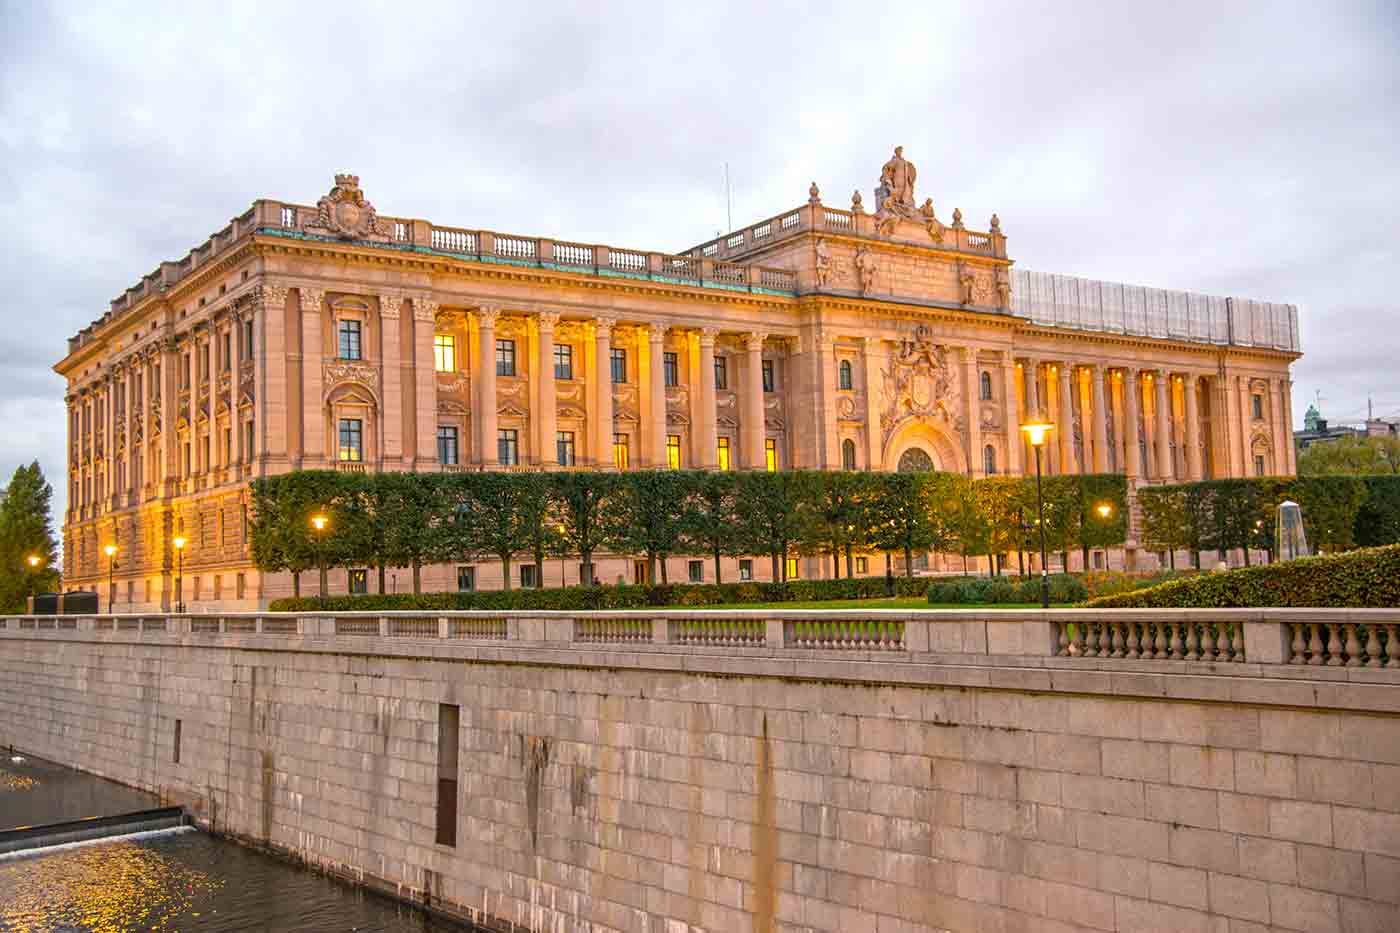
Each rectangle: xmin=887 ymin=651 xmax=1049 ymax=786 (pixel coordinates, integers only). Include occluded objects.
xmin=5 ymin=609 xmax=1398 ymax=674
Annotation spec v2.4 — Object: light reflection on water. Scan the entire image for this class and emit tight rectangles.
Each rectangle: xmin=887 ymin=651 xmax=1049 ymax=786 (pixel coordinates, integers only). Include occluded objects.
xmin=0 ymin=830 xmax=475 ymax=932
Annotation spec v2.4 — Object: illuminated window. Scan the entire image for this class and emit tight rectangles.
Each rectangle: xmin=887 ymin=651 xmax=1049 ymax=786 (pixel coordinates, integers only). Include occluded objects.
xmin=221 ymin=332 xmax=231 ymax=371
xmin=842 ymin=439 xmax=857 ymax=471
xmin=765 ymin=438 xmax=778 ymax=472
xmin=717 ymin=437 xmax=731 ymax=471
xmin=348 ymin=569 xmax=367 ymax=594
xmin=663 ymin=352 xmax=678 ymax=387
xmin=856 ymin=556 xmax=868 ymax=575
xmin=610 ymin=348 xmax=627 ymax=384
xmin=739 ymin=559 xmax=753 ymax=581
xmin=714 ymin=356 xmax=727 ymax=390
xmin=554 ymin=344 xmax=573 ymax=380
xmin=338 ymin=419 xmax=362 ymax=461
xmin=613 ymin=433 xmax=630 ymax=470
xmin=495 ymin=339 xmax=516 ymax=376
xmin=437 ymin=426 xmax=459 ymax=465
xmin=337 ymin=320 xmax=362 ymax=360
xmin=497 ymin=429 xmax=518 ymax=466
xmin=666 ymin=434 xmax=681 ymax=470
xmin=838 ymin=359 xmax=853 ymax=390
xmin=243 ymin=319 xmax=253 ymax=357
xmin=556 ymin=431 xmax=576 ymax=466
xmin=762 ymin=359 xmax=774 ymax=392
xmin=785 ymin=557 xmax=799 ymax=580
xmin=434 ymin=334 xmax=456 ymax=372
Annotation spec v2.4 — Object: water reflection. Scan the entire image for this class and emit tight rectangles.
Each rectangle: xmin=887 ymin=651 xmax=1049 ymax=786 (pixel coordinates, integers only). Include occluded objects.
xmin=0 ymin=830 xmax=475 ymax=932
xmin=0 ymin=754 xmax=156 ymax=831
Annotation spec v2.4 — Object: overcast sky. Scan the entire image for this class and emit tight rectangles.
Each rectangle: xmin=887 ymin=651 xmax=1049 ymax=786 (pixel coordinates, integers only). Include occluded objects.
xmin=2 ymin=1 xmax=1396 ymax=520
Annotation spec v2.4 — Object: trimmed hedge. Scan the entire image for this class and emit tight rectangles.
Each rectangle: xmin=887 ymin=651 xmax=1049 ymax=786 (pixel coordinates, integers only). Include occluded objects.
xmin=1083 ymin=544 xmax=1400 ymax=608
xmin=926 ymin=574 xmax=1089 ymax=605
xmin=268 ymin=575 xmax=934 ymax=613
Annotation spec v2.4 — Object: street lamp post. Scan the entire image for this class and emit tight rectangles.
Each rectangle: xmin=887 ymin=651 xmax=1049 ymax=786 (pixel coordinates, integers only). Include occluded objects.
xmin=172 ymin=536 xmax=187 ymax=613
xmin=103 ymin=544 xmax=119 ymax=615
xmin=1021 ymin=421 xmax=1054 ymax=609
xmin=311 ymin=513 xmax=329 ymax=606
xmin=26 ymin=555 xmax=42 ymax=608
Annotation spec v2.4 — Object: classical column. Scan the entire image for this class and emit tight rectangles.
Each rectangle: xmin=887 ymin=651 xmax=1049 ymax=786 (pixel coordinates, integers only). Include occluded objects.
xmin=1057 ymin=362 xmax=1076 ymax=475
xmin=1000 ymin=351 xmax=1023 ymax=475
xmin=1090 ymin=365 xmax=1109 ymax=473
xmin=1153 ymin=370 xmax=1172 ymax=479
xmin=820 ymin=335 xmax=841 ymax=469
xmin=253 ymin=284 xmax=286 ymax=473
xmin=1123 ymin=368 xmax=1141 ymax=479
xmin=476 ymin=305 xmax=500 ymax=467
xmin=410 ymin=298 xmax=438 ymax=468
xmin=161 ymin=337 xmax=181 ymax=493
xmin=1271 ymin=377 xmax=1287 ymax=475
xmin=1282 ymin=378 xmax=1296 ymax=474
xmin=645 ymin=324 xmax=668 ymax=467
xmin=743 ymin=332 xmax=767 ymax=469
xmin=299 ymin=288 xmax=326 ymax=466
xmin=379 ymin=296 xmax=404 ymax=467
xmin=694 ymin=327 xmax=718 ymax=469
xmin=962 ymin=347 xmax=982 ymax=477
xmin=1238 ymin=375 xmax=1253 ymax=477
xmin=1184 ymin=374 xmax=1203 ymax=480
xmin=594 ymin=316 xmax=616 ymax=468
xmin=1024 ymin=358 xmax=1042 ymax=419
xmin=537 ymin=312 xmax=560 ymax=466
xmin=862 ymin=337 xmax=885 ymax=471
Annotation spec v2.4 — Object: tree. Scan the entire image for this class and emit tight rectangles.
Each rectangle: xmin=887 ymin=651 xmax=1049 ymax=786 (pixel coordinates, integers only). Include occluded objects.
xmin=734 ymin=471 xmax=814 ymax=581
xmin=515 ymin=472 xmax=559 ymax=588
xmin=606 ymin=470 xmax=690 ymax=584
xmin=1074 ymin=473 xmax=1128 ymax=570
xmin=381 ymin=471 xmax=449 ymax=593
xmin=1137 ymin=484 xmax=1188 ymax=568
xmin=977 ymin=477 xmax=1029 ymax=576
xmin=806 ymin=471 xmax=867 ymax=578
xmin=1298 ymin=435 xmax=1400 ymax=476
xmin=1294 ymin=474 xmax=1367 ymax=554
xmin=552 ymin=472 xmax=619 ymax=585
xmin=866 ymin=472 xmax=935 ymax=578
xmin=679 ymin=471 xmax=739 ymax=584
xmin=0 ymin=462 xmax=60 ymax=611
xmin=945 ymin=474 xmax=990 ymax=575
xmin=458 ymin=472 xmax=539 ymax=589
xmin=249 ymin=471 xmax=343 ymax=597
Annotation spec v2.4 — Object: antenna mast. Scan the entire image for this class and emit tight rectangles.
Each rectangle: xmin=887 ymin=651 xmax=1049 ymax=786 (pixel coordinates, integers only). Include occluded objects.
xmin=724 ymin=162 xmax=733 ymax=232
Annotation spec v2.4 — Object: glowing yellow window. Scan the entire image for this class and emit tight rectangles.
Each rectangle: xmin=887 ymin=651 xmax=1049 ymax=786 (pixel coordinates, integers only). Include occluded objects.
xmin=433 ymin=334 xmax=456 ymax=373
xmin=666 ymin=435 xmax=681 ymax=470
xmin=613 ymin=433 xmax=630 ymax=470
xmin=785 ymin=557 xmax=799 ymax=580
xmin=716 ymin=437 xmax=731 ymax=471
xmin=765 ymin=438 xmax=777 ymax=472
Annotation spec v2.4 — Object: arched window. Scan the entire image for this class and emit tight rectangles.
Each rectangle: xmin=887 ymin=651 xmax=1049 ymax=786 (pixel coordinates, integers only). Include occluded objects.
xmin=838 ymin=360 xmax=853 ymax=390
xmin=983 ymin=444 xmax=997 ymax=475
xmin=979 ymin=371 xmax=993 ymax=401
xmin=841 ymin=439 xmax=857 ymax=471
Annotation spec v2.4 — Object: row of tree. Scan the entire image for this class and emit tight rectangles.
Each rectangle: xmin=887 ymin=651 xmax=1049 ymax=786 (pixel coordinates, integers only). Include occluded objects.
xmin=249 ymin=470 xmax=1130 ymax=594
xmin=1137 ymin=475 xmax=1400 ymax=568
xmin=0 ymin=462 xmax=61 ymax=612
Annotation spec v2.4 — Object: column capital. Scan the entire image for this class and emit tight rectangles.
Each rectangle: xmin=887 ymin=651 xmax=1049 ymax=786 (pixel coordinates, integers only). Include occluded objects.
xmin=298 ymin=287 xmax=325 ymax=313
xmin=646 ymin=322 xmax=667 ymax=344
xmin=594 ymin=315 xmax=617 ymax=338
xmin=379 ymin=295 xmax=403 ymax=320
xmin=475 ymin=303 xmax=501 ymax=327
xmin=411 ymin=296 xmax=439 ymax=322
xmin=698 ymin=326 xmax=720 ymax=344
xmin=744 ymin=331 xmax=768 ymax=351
xmin=536 ymin=310 xmax=561 ymax=331
xmin=960 ymin=345 xmax=980 ymax=363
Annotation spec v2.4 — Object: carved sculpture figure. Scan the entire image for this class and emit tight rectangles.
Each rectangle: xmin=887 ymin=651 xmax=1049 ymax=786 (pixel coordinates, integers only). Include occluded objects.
xmin=855 ymin=247 xmax=877 ymax=295
xmin=814 ymin=238 xmax=834 ymax=288
xmin=960 ymin=268 xmax=976 ymax=305
xmin=851 ymin=190 xmax=864 ymax=214
xmin=951 ymin=207 xmax=964 ymax=230
xmin=879 ymin=146 xmax=917 ymax=212
xmin=995 ymin=274 xmax=1011 ymax=308
xmin=808 ymin=181 xmax=821 ymax=204
xmin=310 ymin=174 xmax=390 ymax=240
xmin=990 ymin=213 xmax=1002 ymax=234
xmin=879 ymin=325 xmax=956 ymax=445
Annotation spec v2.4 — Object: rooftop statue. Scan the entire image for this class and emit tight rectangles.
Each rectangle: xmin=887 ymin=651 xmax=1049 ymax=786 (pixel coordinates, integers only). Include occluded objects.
xmin=874 ymin=146 xmax=928 ymax=234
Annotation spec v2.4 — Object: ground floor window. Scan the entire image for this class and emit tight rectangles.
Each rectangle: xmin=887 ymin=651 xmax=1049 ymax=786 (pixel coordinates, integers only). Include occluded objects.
xmin=784 ymin=557 xmax=798 ymax=580
xmin=438 ymin=426 xmax=459 ymax=465
xmin=688 ymin=560 xmax=703 ymax=583
xmin=338 ymin=418 xmax=362 ymax=462
xmin=739 ymin=559 xmax=753 ymax=581
xmin=520 ymin=564 xmax=538 ymax=588
xmin=498 ymin=429 xmax=519 ymax=466
xmin=349 ymin=569 xmax=367 ymax=594
xmin=667 ymin=434 xmax=681 ymax=470
xmin=765 ymin=438 xmax=778 ymax=472
xmin=855 ymin=556 xmax=868 ymax=575
xmin=717 ymin=437 xmax=731 ymax=471
xmin=613 ymin=433 xmax=630 ymax=470
xmin=633 ymin=559 xmax=649 ymax=584
xmin=1093 ymin=551 xmax=1104 ymax=570
xmin=1254 ymin=454 xmax=1266 ymax=476
xmin=456 ymin=566 xmax=475 ymax=592
xmin=556 ymin=431 xmax=575 ymax=466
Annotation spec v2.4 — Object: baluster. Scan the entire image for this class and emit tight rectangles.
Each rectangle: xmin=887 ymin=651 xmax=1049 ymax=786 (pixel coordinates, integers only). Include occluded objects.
xmin=1386 ymin=624 xmax=1399 ymax=668
xmin=1365 ymin=625 xmax=1383 ymax=667
xmin=1056 ymin=623 xmax=1070 ymax=656
xmin=1086 ymin=622 xmax=1101 ymax=658
xmin=1110 ymin=621 xmax=1125 ymax=658
xmin=1152 ymin=621 xmax=1167 ymax=659
xmin=1289 ymin=623 xmax=1307 ymax=664
xmin=1345 ymin=624 xmax=1364 ymax=668
xmin=1185 ymin=623 xmax=1201 ymax=661
xmin=1072 ymin=623 xmax=1087 ymax=657
xmin=1307 ymin=623 xmax=1325 ymax=665
xmin=1169 ymin=622 xmax=1185 ymax=660
xmin=1326 ymin=623 xmax=1345 ymax=666
xmin=1202 ymin=623 xmax=1218 ymax=662
xmin=1125 ymin=621 xmax=1141 ymax=659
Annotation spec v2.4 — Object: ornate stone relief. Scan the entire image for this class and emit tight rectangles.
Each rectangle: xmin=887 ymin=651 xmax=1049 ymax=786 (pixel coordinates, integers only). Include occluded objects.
xmin=855 ymin=247 xmax=878 ymax=296
xmin=498 ymin=378 xmax=529 ymax=417
xmin=613 ymin=384 xmax=639 ymax=420
xmin=837 ymin=394 xmax=864 ymax=422
xmin=380 ymin=295 xmax=403 ymax=320
xmin=980 ymin=404 xmax=1001 ymax=431
xmin=306 ymin=174 xmax=392 ymax=240
xmin=412 ymin=298 xmax=439 ymax=323
xmin=556 ymin=381 xmax=586 ymax=418
xmin=666 ymin=386 xmax=689 ymax=410
xmin=815 ymin=238 xmax=834 ymax=288
xmin=879 ymin=324 xmax=956 ymax=445
xmin=324 ymin=361 xmax=380 ymax=399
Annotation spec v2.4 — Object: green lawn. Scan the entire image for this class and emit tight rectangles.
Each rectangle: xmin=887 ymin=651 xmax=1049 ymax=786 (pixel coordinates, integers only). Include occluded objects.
xmin=615 ymin=597 xmax=1068 ymax=610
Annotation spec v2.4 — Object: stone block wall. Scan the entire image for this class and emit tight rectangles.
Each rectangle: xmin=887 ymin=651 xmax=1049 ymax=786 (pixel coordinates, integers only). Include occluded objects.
xmin=0 ymin=623 xmax=1397 ymax=931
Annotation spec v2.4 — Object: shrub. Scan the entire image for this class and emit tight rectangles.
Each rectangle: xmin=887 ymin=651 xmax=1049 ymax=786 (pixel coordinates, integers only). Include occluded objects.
xmin=1083 ymin=544 xmax=1400 ymax=608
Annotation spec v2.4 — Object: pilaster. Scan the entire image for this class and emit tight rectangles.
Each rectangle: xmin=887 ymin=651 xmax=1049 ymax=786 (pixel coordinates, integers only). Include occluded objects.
xmin=1000 ymin=351 xmax=1022 ymax=476
xmin=1057 ymin=361 xmax=1076 ymax=475
xmin=1153 ymin=370 xmax=1172 ymax=480
xmin=961 ymin=347 xmax=982 ymax=478
xmin=299 ymin=288 xmax=326 ymax=466
xmin=1184 ymin=374 xmax=1203 ymax=481
xmin=411 ymin=297 xmax=439 ymax=468
xmin=743 ymin=332 xmax=767 ymax=469
xmin=694 ymin=327 xmax=718 ymax=470
xmin=1123 ymin=368 xmax=1141 ymax=480
xmin=1090 ymin=365 xmax=1109 ymax=473
xmin=594 ymin=316 xmax=616 ymax=468
xmin=379 ymin=295 xmax=404 ymax=467
xmin=537 ymin=312 xmax=560 ymax=466
xmin=476 ymin=304 xmax=500 ymax=467
xmin=647 ymin=324 xmax=668 ymax=468
xmin=862 ymin=337 xmax=885 ymax=471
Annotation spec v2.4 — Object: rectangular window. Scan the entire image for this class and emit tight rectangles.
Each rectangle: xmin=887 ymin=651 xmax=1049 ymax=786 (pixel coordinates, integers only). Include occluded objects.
xmin=556 ymin=431 xmax=576 ymax=466
xmin=182 ymin=442 xmax=191 ymax=477
xmin=338 ymin=419 xmax=363 ymax=462
xmin=495 ymin=339 xmax=516 ymax=376
xmin=236 ymin=573 xmax=246 ymax=599
xmin=338 ymin=320 xmax=362 ymax=360
xmin=456 ymin=566 xmax=476 ymax=592
xmin=762 ymin=359 xmax=774 ymax=392
xmin=633 ymin=559 xmax=649 ymax=585
xmin=349 ymin=569 xmax=367 ymax=594
xmin=717 ymin=437 xmax=731 ymax=471
xmin=437 ymin=425 xmax=459 ymax=465
xmin=1093 ymin=552 xmax=1104 ymax=570
xmin=663 ymin=352 xmax=678 ymax=387
xmin=613 ymin=433 xmax=630 ymax=470
xmin=520 ymin=564 xmax=538 ymax=588
xmin=244 ymin=422 xmax=255 ymax=462
xmin=739 ymin=559 xmax=753 ymax=581
xmin=497 ymin=429 xmax=518 ymax=466
xmin=173 ymin=719 xmax=182 ymax=764
xmin=1254 ymin=454 xmax=1266 ymax=476
xmin=610 ymin=348 xmax=626 ymax=384
xmin=182 ymin=355 xmax=190 ymax=388
xmin=243 ymin=319 xmax=254 ymax=358
xmin=554 ymin=344 xmax=573 ymax=380
xmin=666 ymin=435 xmax=681 ymax=470
xmin=785 ymin=557 xmax=799 ymax=580
xmin=1252 ymin=394 xmax=1264 ymax=420
xmin=201 ymin=345 xmax=209 ymax=381
xmin=201 ymin=436 xmax=210 ymax=473
xmin=856 ymin=556 xmax=869 ymax=575
xmin=688 ymin=560 xmax=704 ymax=583
xmin=223 ymin=428 xmax=232 ymax=465
xmin=765 ymin=438 xmax=778 ymax=472
xmin=434 ymin=334 xmax=456 ymax=373
xmin=714 ymin=356 xmax=728 ymax=390
xmin=221 ymin=333 xmax=231 ymax=371
xmin=436 ymin=704 xmax=460 ymax=847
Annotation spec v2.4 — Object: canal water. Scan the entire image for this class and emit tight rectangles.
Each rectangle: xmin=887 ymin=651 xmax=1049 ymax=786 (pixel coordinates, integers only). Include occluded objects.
xmin=0 ymin=753 xmax=477 ymax=932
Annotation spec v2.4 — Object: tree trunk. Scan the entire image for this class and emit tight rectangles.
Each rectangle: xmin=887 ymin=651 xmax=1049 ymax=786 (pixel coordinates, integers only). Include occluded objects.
xmin=771 ymin=551 xmax=781 ymax=583
xmin=713 ymin=544 xmax=723 ymax=585
xmin=535 ymin=541 xmax=545 ymax=588
xmin=1167 ymin=549 xmax=1176 ymax=570
xmin=1081 ymin=545 xmax=1090 ymax=573
xmin=1018 ymin=549 xmax=1025 ymax=576
xmin=903 ymin=545 xmax=913 ymax=578
xmin=378 ymin=564 xmax=386 ymax=595
xmin=412 ymin=560 xmax=421 ymax=594
xmin=832 ymin=550 xmax=840 ymax=579
xmin=501 ymin=555 xmax=512 ymax=590
xmin=582 ymin=552 xmax=594 ymax=585
xmin=1061 ymin=550 xmax=1070 ymax=574
xmin=648 ymin=554 xmax=657 ymax=587
xmin=962 ymin=552 xmax=969 ymax=575
xmin=845 ymin=545 xmax=854 ymax=578
xmin=1242 ymin=545 xmax=1252 ymax=567
xmin=885 ymin=552 xmax=893 ymax=574
xmin=660 ymin=556 xmax=669 ymax=585
xmin=293 ymin=572 xmax=301 ymax=598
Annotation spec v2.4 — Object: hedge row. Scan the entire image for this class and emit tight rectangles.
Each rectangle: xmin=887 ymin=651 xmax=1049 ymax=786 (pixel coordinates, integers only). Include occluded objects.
xmin=268 ymin=575 xmax=935 ymax=612
xmin=926 ymin=574 xmax=1089 ymax=605
xmin=1084 ymin=544 xmax=1400 ymax=608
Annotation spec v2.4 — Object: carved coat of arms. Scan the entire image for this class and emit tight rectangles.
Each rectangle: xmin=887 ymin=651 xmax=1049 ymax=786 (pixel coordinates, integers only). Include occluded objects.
xmin=309 ymin=174 xmax=390 ymax=240
xmin=879 ymin=325 xmax=957 ymax=444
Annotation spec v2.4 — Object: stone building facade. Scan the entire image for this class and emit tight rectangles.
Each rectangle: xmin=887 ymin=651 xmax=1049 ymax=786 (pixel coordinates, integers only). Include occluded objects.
xmin=56 ymin=150 xmax=1301 ymax=609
